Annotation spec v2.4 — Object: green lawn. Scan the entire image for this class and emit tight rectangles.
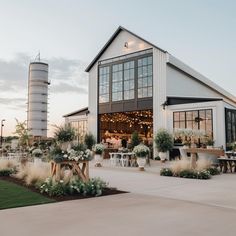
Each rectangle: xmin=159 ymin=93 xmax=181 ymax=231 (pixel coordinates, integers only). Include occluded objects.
xmin=0 ymin=180 xmax=55 ymax=210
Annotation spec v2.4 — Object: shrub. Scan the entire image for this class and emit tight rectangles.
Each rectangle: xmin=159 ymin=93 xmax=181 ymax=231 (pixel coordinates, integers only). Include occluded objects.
xmin=0 ymin=169 xmax=14 ymax=176
xmin=196 ymin=170 xmax=211 ymax=179
xmin=160 ymin=168 xmax=173 ymax=176
xmin=171 ymin=159 xmax=191 ymax=175
xmin=206 ymin=167 xmax=220 ymax=175
xmin=14 ymin=162 xmax=50 ymax=185
xmin=178 ymin=169 xmax=211 ymax=179
xmin=38 ymin=177 xmax=108 ymax=197
xmin=154 ymin=129 xmax=173 ymax=152
xmin=179 ymin=169 xmax=197 ymax=178
xmin=0 ymin=159 xmax=18 ymax=170
xmin=70 ymin=177 xmax=107 ymax=197
xmin=39 ymin=178 xmax=66 ymax=197
xmin=54 ymin=125 xmax=75 ymax=142
xmin=196 ymin=159 xmax=211 ymax=171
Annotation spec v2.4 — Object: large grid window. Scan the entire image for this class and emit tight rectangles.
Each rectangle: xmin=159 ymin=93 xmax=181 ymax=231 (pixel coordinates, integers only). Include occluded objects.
xmin=98 ymin=52 xmax=153 ymax=104
xmin=137 ymin=56 xmax=153 ymax=98
xmin=173 ymin=109 xmax=213 ymax=137
xmin=112 ymin=63 xmax=123 ymax=101
xmin=99 ymin=66 xmax=110 ymax=103
xmin=124 ymin=61 xmax=134 ymax=100
xmin=225 ymin=109 xmax=236 ymax=146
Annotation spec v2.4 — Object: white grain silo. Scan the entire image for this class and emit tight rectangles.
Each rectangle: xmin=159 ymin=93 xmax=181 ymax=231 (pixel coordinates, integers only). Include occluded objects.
xmin=27 ymin=60 xmax=50 ymax=138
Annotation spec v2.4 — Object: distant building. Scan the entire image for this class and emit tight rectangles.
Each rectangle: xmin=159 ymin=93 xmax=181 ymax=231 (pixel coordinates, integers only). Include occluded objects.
xmin=85 ymin=26 xmax=236 ymax=150
xmin=63 ymin=107 xmax=89 ymax=142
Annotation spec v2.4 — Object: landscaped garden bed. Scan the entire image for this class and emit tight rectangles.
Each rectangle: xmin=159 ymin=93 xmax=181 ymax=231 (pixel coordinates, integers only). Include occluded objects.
xmin=0 ymin=175 xmax=126 ymax=203
xmin=0 ymin=158 xmax=126 ymax=210
xmin=160 ymin=159 xmax=220 ymax=180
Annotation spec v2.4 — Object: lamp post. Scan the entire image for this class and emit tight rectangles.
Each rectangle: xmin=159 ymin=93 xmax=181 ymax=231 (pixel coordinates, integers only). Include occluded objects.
xmin=0 ymin=119 xmax=5 ymax=148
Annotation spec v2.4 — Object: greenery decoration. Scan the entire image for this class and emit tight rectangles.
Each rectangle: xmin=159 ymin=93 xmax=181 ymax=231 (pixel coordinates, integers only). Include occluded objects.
xmin=160 ymin=168 xmax=173 ymax=176
xmin=93 ymin=144 xmax=104 ymax=155
xmin=38 ymin=177 xmax=108 ymax=197
xmin=54 ymin=125 xmax=75 ymax=142
xmin=133 ymin=144 xmax=150 ymax=158
xmin=131 ymin=131 xmax=140 ymax=148
xmin=84 ymin=133 xmax=96 ymax=150
xmin=154 ymin=129 xmax=173 ymax=152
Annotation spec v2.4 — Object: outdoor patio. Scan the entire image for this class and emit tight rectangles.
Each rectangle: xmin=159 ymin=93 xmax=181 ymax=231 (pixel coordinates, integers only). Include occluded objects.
xmin=90 ymin=159 xmax=236 ymax=210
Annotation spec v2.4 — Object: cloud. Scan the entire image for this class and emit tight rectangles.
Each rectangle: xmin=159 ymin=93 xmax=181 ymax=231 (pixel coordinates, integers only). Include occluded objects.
xmin=0 ymin=54 xmax=88 ymax=92
xmin=0 ymin=54 xmax=29 ymax=92
xmin=0 ymin=97 xmax=27 ymax=110
xmin=51 ymin=82 xmax=88 ymax=94
xmin=49 ymin=57 xmax=88 ymax=86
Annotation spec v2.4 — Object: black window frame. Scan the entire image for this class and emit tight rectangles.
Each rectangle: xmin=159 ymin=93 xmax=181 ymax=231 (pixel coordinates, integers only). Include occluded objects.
xmin=173 ymin=109 xmax=213 ymax=137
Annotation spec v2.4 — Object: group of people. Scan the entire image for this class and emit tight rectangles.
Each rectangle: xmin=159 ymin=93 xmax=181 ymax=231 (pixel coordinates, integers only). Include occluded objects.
xmin=102 ymin=136 xmax=126 ymax=149
xmin=101 ymin=135 xmax=153 ymax=149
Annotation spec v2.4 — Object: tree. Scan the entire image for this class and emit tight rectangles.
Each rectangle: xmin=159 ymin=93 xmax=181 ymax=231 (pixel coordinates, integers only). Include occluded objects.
xmin=131 ymin=131 xmax=140 ymax=148
xmin=14 ymin=119 xmax=30 ymax=147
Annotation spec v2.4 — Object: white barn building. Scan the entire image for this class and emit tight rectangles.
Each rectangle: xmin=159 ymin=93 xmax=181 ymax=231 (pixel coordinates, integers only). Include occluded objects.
xmin=85 ymin=26 xmax=236 ymax=153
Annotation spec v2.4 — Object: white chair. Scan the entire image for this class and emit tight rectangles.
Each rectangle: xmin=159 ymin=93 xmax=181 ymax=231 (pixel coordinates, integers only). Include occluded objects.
xmin=179 ymin=148 xmax=188 ymax=159
xmin=109 ymin=153 xmax=118 ymax=166
xmin=120 ymin=154 xmax=129 ymax=167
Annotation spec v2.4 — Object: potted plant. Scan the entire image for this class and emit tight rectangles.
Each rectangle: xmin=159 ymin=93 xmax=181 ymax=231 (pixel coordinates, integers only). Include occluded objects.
xmin=32 ymin=148 xmax=43 ymax=164
xmin=54 ymin=125 xmax=75 ymax=151
xmin=93 ymin=143 xmax=104 ymax=167
xmin=133 ymin=144 xmax=150 ymax=171
xmin=84 ymin=133 xmax=96 ymax=150
xmin=206 ymin=137 xmax=214 ymax=149
xmin=155 ymin=129 xmax=173 ymax=162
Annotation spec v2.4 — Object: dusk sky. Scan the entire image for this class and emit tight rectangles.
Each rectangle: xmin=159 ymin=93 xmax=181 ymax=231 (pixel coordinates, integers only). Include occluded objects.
xmin=0 ymin=0 xmax=235 ymax=137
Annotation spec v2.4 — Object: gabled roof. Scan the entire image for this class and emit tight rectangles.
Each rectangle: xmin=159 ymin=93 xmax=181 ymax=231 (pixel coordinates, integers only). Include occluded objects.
xmin=63 ymin=107 xmax=89 ymax=117
xmin=85 ymin=26 xmax=236 ymax=105
xmin=167 ymin=55 xmax=236 ymax=104
xmin=85 ymin=26 xmax=167 ymax=72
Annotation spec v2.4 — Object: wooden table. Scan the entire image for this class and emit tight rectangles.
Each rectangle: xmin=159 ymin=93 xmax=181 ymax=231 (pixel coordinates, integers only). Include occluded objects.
xmin=185 ymin=148 xmax=225 ymax=169
xmin=51 ymin=160 xmax=89 ymax=182
xmin=218 ymin=158 xmax=236 ymax=173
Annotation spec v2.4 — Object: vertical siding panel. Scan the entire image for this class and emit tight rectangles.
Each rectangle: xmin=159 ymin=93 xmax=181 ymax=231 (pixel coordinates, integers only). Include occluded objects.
xmin=88 ymin=64 xmax=98 ymax=140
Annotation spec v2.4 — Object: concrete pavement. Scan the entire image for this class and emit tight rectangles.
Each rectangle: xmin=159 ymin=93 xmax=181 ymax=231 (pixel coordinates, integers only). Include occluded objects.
xmin=1 ymin=160 xmax=236 ymax=236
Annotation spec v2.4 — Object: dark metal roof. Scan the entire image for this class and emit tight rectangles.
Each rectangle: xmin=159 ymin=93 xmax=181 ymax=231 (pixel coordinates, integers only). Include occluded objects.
xmin=85 ymin=26 xmax=167 ymax=72
xmin=30 ymin=61 xmax=48 ymax=66
xmin=63 ymin=107 xmax=89 ymax=117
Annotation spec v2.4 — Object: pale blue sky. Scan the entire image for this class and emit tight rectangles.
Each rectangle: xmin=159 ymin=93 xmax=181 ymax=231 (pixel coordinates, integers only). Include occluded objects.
xmin=0 ymin=0 xmax=235 ymax=136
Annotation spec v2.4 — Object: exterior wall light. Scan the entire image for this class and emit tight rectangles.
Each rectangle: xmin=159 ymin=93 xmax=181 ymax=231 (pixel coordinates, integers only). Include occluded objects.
xmin=161 ymin=101 xmax=168 ymax=110
xmin=124 ymin=42 xmax=128 ymax=48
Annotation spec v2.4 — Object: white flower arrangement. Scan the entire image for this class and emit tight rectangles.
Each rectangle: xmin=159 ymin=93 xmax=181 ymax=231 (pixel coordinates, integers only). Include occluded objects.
xmin=52 ymin=147 xmax=92 ymax=162
xmin=67 ymin=149 xmax=92 ymax=161
xmin=174 ymin=128 xmax=206 ymax=145
xmin=32 ymin=148 xmax=43 ymax=158
xmin=133 ymin=144 xmax=150 ymax=158
xmin=93 ymin=144 xmax=105 ymax=155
